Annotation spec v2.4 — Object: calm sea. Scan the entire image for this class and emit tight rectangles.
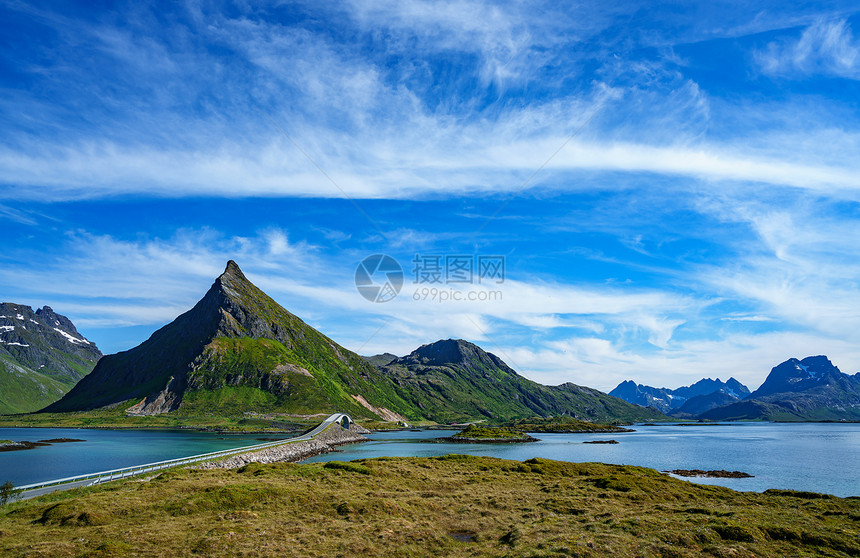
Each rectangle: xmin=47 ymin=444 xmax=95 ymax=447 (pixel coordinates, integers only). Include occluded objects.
xmin=0 ymin=428 xmax=288 ymax=487
xmin=1 ymin=423 xmax=858 ymax=496
xmin=304 ymin=422 xmax=860 ymax=497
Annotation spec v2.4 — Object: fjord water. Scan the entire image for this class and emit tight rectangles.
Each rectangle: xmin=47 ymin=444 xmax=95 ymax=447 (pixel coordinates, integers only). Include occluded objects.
xmin=0 ymin=428 xmax=287 ymax=486
xmin=2 ymin=423 xmax=858 ymax=496
xmin=304 ymin=422 xmax=860 ymax=497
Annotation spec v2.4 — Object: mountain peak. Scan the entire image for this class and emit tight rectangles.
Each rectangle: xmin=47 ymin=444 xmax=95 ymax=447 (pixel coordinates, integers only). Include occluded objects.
xmin=393 ymin=338 xmax=521 ymax=380
xmin=220 ymin=260 xmax=247 ymax=282
xmin=748 ymin=355 xmax=841 ymax=399
xmin=799 ymin=355 xmax=835 ymax=372
xmin=409 ymin=339 xmax=477 ymax=366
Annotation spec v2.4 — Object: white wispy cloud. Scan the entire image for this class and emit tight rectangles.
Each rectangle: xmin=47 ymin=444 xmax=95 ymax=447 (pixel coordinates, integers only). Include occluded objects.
xmin=3 ymin=124 xmax=860 ymax=203
xmin=2 ymin=2 xmax=859 ymax=205
xmin=756 ymin=18 xmax=860 ymax=79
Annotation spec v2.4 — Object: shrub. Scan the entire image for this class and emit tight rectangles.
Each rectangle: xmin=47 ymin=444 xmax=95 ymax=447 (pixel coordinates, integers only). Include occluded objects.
xmin=323 ymin=461 xmax=373 ymax=475
xmin=0 ymin=481 xmax=19 ymax=505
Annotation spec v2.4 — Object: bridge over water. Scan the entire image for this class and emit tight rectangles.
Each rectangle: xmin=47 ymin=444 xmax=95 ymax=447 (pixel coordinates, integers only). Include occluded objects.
xmin=11 ymin=412 xmax=354 ymax=502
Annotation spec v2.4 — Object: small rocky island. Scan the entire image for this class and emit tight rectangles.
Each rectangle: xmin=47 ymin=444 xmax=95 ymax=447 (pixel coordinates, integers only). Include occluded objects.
xmin=0 ymin=438 xmax=85 ymax=452
xmin=503 ymin=416 xmax=634 ymax=433
xmin=667 ymin=469 xmax=754 ymax=478
xmin=441 ymin=425 xmax=538 ymax=443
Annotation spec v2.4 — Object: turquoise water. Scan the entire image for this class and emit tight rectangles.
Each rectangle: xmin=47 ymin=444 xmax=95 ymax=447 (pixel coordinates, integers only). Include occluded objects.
xmin=0 ymin=428 xmax=289 ymax=486
xmin=304 ymin=422 xmax=860 ymax=497
xmin=2 ymin=423 xmax=858 ymax=496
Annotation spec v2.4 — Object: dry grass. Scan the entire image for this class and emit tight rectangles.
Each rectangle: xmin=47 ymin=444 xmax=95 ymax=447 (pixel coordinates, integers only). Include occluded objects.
xmin=0 ymin=455 xmax=858 ymax=557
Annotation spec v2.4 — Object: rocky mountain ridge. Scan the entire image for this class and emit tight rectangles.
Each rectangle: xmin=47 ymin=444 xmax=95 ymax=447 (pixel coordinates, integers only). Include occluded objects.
xmin=609 ymin=377 xmax=750 ymax=415
xmin=375 ymin=339 xmax=665 ymax=423
xmin=0 ymin=303 xmax=102 ymax=413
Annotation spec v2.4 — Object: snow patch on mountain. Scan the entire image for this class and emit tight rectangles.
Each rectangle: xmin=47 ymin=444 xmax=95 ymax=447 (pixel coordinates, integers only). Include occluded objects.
xmin=53 ymin=328 xmax=89 ymax=345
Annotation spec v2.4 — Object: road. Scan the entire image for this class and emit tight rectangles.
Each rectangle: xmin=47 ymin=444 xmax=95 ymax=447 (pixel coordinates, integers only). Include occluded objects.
xmin=12 ymin=412 xmax=353 ymax=501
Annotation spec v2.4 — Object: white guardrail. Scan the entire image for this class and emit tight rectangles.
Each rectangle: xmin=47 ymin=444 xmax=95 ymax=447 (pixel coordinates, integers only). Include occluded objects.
xmin=11 ymin=413 xmax=352 ymax=500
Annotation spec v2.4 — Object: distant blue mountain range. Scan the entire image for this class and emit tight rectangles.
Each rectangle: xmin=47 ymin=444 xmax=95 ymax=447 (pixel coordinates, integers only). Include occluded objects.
xmin=611 ymin=356 xmax=860 ymax=421
xmin=610 ymin=377 xmax=750 ymax=416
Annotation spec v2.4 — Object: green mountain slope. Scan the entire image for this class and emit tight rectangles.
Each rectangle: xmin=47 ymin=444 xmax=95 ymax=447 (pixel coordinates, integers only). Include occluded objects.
xmin=375 ymin=339 xmax=667 ymax=423
xmin=46 ymin=261 xmax=420 ymax=419
xmin=0 ymin=353 xmax=70 ymax=414
xmin=0 ymin=303 xmax=102 ymax=413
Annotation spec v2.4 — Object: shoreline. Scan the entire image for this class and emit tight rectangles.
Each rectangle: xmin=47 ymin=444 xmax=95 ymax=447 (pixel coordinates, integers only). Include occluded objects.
xmin=438 ymin=436 xmax=539 ymax=444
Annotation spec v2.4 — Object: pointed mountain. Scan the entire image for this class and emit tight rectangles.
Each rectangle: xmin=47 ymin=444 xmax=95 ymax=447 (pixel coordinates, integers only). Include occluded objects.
xmin=46 ymin=261 xmax=417 ymax=419
xmin=700 ymin=356 xmax=860 ymax=421
xmin=0 ymin=303 xmax=102 ymax=413
xmin=724 ymin=377 xmax=751 ymax=399
xmin=375 ymin=339 xmax=666 ymax=423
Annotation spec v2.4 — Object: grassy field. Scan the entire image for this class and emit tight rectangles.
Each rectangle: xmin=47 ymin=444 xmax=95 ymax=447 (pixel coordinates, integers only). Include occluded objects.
xmin=1 ymin=455 xmax=857 ymax=557
xmin=0 ymin=408 xmax=318 ymax=432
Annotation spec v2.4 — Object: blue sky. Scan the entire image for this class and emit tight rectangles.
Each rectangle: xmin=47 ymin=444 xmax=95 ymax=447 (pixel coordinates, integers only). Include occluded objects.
xmin=2 ymin=1 xmax=860 ymax=391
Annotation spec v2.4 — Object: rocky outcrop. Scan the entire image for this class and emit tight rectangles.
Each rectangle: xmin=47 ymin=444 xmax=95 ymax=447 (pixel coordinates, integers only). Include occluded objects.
xmin=350 ymin=394 xmax=408 ymax=422
xmin=194 ymin=424 xmax=368 ymax=469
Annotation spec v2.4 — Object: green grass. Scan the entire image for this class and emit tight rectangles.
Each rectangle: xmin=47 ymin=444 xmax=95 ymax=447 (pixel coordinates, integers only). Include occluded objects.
xmin=502 ymin=416 xmax=635 ymax=433
xmin=0 ymin=355 xmax=72 ymax=414
xmin=0 ymin=456 xmax=857 ymax=557
xmin=0 ymin=407 xmax=316 ymax=432
xmin=452 ymin=425 xmax=532 ymax=440
xmin=183 ymin=336 xmax=413 ymax=419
